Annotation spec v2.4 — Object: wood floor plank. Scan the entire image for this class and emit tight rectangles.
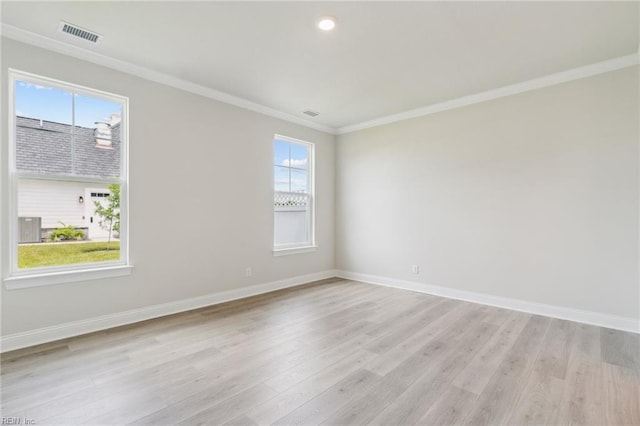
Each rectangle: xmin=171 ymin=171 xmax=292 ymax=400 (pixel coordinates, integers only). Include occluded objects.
xmin=601 ymin=327 xmax=640 ymax=371
xmin=24 ymin=365 xmax=203 ymax=421
xmin=419 ymin=385 xmax=478 ymax=426
xmin=1 ymin=336 xmax=150 ymax=385
xmin=43 ymin=383 xmax=169 ymax=425
xmin=534 ymin=317 xmax=576 ymax=380
xmin=247 ymin=349 xmax=378 ymax=425
xmin=554 ymin=358 xmax=604 ymax=425
xmin=367 ymin=321 xmax=499 ymax=426
xmin=0 ymin=340 xmax=70 ymax=363
xmin=321 ymin=315 xmax=492 ymax=426
xmin=92 ymin=345 xmax=221 ymax=386
xmin=264 ymin=333 xmax=376 ymax=393
xmin=601 ymin=362 xmax=640 ymax=425
xmin=225 ymin=415 xmax=259 ymax=426
xmin=219 ymin=288 xmax=401 ymax=356
xmin=573 ymin=322 xmax=602 ymax=361
xmin=131 ymin=373 xmax=257 ymax=425
xmin=505 ymin=317 xmax=576 ymax=425
xmin=132 ymin=336 xmax=319 ymax=424
xmin=364 ymin=298 xmax=455 ymax=354
xmin=1 ymin=376 xmax=95 ymax=415
xmin=452 ymin=310 xmax=530 ymax=395
xmin=554 ymin=322 xmax=606 ymax=426
xmin=1 ymin=280 xmax=637 ymax=426
xmin=463 ymin=315 xmax=551 ymax=426
xmin=506 ymin=370 xmax=564 ymax=425
xmin=478 ymin=305 xmax=514 ymax=326
xmin=271 ymin=369 xmax=380 ymax=425
xmin=365 ymin=301 xmax=470 ymax=376
xmin=178 ymin=384 xmax=278 ymax=426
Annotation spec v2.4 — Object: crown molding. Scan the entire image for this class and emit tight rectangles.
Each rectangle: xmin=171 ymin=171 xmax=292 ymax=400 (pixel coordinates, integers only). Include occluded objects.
xmin=2 ymin=23 xmax=637 ymax=137
xmin=337 ymin=53 xmax=640 ymax=135
xmin=0 ymin=24 xmax=337 ymax=135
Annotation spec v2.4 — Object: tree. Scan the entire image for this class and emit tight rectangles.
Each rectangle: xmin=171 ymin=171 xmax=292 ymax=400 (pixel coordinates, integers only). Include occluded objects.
xmin=93 ymin=184 xmax=120 ymax=250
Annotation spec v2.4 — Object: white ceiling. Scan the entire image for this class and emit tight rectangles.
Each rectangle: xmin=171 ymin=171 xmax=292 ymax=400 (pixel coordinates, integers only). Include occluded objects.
xmin=1 ymin=1 xmax=638 ymax=131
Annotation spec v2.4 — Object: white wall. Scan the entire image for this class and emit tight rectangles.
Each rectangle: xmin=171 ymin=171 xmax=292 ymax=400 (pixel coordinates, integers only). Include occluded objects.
xmin=1 ymin=38 xmax=335 ymax=335
xmin=336 ymin=66 xmax=639 ymax=320
xmin=2 ymin=37 xmax=637 ymax=342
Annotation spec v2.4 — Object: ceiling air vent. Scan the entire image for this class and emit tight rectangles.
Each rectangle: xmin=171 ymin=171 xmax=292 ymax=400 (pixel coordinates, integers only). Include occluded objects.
xmin=58 ymin=21 xmax=102 ymax=44
xmin=303 ymin=110 xmax=320 ymax=117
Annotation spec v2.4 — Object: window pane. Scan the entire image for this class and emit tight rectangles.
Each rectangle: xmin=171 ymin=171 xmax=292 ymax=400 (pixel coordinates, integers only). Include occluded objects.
xmin=74 ymin=94 xmax=123 ymax=179
xmin=274 ymin=166 xmax=290 ymax=192
xmin=16 ymin=126 xmax=73 ymax=175
xmin=273 ymin=136 xmax=313 ymax=249
xmin=15 ymin=80 xmax=72 ymax=126
xmin=15 ymin=83 xmax=123 ymax=180
xmin=15 ymin=81 xmax=73 ymax=175
xmin=274 ymin=194 xmax=309 ymax=246
xmin=290 ymin=144 xmax=309 ymax=170
xmin=290 ymin=169 xmax=308 ymax=193
xmin=74 ymin=93 xmax=122 ymax=129
xmin=274 ymin=139 xmax=290 ymax=167
xmin=17 ymin=179 xmax=121 ymax=269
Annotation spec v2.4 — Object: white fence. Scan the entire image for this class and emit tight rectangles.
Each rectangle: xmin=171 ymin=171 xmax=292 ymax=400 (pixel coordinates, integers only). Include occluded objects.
xmin=275 ymin=192 xmax=309 ymax=245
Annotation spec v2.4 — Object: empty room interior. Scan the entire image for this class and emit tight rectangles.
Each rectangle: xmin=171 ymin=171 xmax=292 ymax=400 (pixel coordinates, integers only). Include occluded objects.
xmin=1 ymin=1 xmax=639 ymax=425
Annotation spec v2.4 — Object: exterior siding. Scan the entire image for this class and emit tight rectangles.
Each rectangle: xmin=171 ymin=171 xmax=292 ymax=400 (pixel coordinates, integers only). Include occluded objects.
xmin=17 ymin=179 xmax=107 ymax=229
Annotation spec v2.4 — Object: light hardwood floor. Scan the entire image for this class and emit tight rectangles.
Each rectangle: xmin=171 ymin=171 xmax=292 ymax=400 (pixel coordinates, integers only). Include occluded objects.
xmin=1 ymin=278 xmax=639 ymax=425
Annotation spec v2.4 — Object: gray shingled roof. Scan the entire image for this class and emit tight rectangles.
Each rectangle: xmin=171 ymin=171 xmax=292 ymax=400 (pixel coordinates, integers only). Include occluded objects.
xmin=16 ymin=116 xmax=121 ymax=179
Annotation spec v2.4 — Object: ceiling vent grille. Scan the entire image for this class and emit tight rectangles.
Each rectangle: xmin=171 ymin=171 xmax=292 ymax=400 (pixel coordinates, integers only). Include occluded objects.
xmin=303 ymin=110 xmax=319 ymax=117
xmin=58 ymin=21 xmax=102 ymax=44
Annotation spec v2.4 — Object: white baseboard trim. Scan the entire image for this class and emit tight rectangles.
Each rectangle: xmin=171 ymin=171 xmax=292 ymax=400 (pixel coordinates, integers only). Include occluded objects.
xmin=335 ymin=270 xmax=639 ymax=334
xmin=0 ymin=269 xmax=338 ymax=353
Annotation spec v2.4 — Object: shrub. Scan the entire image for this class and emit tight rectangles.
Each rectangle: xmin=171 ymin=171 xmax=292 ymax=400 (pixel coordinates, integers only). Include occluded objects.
xmin=49 ymin=222 xmax=85 ymax=242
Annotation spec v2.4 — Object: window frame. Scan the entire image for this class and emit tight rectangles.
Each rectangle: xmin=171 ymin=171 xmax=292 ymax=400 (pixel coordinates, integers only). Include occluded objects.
xmin=3 ymin=69 xmax=132 ymax=289
xmin=272 ymin=134 xmax=316 ymax=255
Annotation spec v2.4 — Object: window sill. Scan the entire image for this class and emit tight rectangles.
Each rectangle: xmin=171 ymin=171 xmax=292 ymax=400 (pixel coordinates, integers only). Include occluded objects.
xmin=4 ymin=264 xmax=134 ymax=290
xmin=273 ymin=246 xmax=318 ymax=256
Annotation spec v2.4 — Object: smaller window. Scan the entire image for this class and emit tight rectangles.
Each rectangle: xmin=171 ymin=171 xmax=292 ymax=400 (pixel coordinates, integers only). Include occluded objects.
xmin=273 ymin=135 xmax=315 ymax=252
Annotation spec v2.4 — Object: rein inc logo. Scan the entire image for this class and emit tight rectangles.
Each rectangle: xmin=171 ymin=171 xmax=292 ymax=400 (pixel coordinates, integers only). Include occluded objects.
xmin=1 ymin=418 xmax=35 ymax=425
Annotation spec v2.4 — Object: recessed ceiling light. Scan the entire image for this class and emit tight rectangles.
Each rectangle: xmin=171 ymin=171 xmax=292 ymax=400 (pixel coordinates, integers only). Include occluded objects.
xmin=317 ymin=16 xmax=337 ymax=31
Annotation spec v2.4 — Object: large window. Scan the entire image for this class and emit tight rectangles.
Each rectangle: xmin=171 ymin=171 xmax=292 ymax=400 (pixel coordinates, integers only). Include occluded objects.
xmin=273 ymin=135 xmax=315 ymax=253
xmin=4 ymin=70 xmax=130 ymax=288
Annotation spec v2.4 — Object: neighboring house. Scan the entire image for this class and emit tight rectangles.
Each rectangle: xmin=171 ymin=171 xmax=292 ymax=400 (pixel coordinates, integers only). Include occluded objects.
xmin=16 ymin=115 xmax=121 ymax=242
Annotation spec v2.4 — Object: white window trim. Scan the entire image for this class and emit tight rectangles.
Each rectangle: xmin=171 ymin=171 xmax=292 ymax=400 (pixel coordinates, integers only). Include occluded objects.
xmin=4 ymin=265 xmax=134 ymax=289
xmin=272 ymin=246 xmax=318 ymax=256
xmin=273 ymin=134 xmax=316 ymax=254
xmin=4 ymin=69 xmax=131 ymax=289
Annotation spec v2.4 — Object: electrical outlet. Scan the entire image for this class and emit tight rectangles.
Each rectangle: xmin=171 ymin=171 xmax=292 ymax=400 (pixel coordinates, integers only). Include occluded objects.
xmin=245 ymin=267 xmax=252 ymax=277
xmin=411 ymin=265 xmax=419 ymax=274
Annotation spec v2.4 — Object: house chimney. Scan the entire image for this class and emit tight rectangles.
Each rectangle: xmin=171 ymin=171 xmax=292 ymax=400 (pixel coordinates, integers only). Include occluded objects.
xmin=109 ymin=114 xmax=121 ymax=126
xmin=94 ymin=121 xmax=112 ymax=149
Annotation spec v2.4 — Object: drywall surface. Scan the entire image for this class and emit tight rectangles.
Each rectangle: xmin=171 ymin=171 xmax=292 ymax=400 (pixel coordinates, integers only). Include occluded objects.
xmin=336 ymin=66 xmax=639 ymax=320
xmin=1 ymin=38 xmax=335 ymax=335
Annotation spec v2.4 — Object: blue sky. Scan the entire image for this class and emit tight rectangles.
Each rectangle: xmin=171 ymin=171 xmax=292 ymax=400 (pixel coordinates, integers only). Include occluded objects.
xmin=15 ymin=80 xmax=121 ymax=128
xmin=274 ymin=139 xmax=309 ymax=192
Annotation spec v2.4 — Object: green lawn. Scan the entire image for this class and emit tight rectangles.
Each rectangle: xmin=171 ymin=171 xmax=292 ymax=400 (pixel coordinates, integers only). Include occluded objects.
xmin=19 ymin=241 xmax=120 ymax=269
